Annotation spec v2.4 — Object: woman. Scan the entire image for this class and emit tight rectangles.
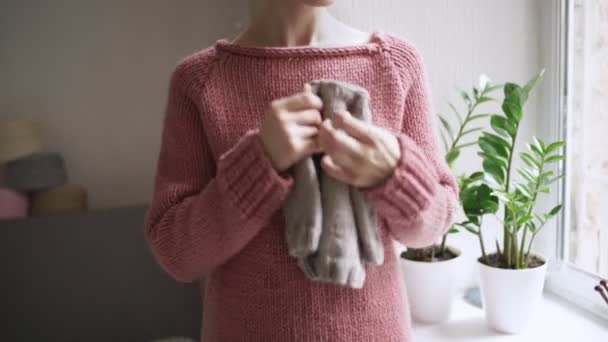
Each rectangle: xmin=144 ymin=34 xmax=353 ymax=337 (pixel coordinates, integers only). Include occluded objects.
xmin=144 ymin=0 xmax=458 ymax=340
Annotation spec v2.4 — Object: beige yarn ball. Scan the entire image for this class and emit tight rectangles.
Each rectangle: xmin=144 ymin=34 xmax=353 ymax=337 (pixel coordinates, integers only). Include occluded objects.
xmin=0 ymin=118 xmax=43 ymax=163
xmin=30 ymin=184 xmax=88 ymax=216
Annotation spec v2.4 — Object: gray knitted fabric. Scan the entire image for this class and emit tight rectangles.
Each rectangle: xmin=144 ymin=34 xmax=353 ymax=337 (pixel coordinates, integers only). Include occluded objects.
xmin=5 ymin=152 xmax=67 ymax=192
xmin=283 ymin=80 xmax=384 ymax=289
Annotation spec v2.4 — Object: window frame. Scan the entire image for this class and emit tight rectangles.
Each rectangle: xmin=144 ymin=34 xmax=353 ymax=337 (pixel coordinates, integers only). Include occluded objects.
xmin=540 ymin=0 xmax=608 ymax=321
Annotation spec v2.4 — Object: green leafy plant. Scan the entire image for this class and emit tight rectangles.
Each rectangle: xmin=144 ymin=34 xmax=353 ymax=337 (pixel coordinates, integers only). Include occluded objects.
xmin=403 ymin=75 xmax=500 ymax=262
xmin=457 ymin=70 xmax=565 ymax=269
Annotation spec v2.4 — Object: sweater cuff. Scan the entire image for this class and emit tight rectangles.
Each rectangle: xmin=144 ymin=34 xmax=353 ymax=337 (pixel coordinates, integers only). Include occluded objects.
xmin=216 ymin=128 xmax=293 ymax=223
xmin=361 ymin=133 xmax=438 ymax=219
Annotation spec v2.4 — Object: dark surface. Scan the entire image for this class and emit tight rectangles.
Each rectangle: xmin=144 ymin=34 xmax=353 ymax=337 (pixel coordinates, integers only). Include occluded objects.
xmin=0 ymin=205 xmax=201 ymax=341
xmin=478 ymin=252 xmax=545 ymax=269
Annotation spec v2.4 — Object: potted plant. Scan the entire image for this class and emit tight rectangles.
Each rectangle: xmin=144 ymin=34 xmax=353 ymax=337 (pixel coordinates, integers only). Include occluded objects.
xmin=457 ymin=70 xmax=564 ymax=333
xmin=400 ymin=75 xmax=500 ymax=324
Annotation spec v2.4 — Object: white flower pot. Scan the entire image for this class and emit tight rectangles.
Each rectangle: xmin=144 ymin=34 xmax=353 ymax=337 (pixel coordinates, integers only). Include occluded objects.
xmin=478 ymin=253 xmax=547 ymax=334
xmin=400 ymin=247 xmax=462 ymax=324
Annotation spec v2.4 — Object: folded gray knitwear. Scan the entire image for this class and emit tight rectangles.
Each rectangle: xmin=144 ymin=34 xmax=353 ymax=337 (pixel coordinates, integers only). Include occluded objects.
xmin=283 ymin=80 xmax=384 ymax=289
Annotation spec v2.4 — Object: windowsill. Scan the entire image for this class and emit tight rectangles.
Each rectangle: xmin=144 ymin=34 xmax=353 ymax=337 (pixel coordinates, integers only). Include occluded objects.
xmin=412 ymin=291 xmax=608 ymax=341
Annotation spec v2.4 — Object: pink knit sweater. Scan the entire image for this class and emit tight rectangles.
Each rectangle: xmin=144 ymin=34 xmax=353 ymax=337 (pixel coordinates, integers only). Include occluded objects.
xmin=145 ymin=31 xmax=458 ymax=342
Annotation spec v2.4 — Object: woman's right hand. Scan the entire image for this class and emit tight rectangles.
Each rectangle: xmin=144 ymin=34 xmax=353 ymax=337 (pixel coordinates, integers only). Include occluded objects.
xmin=259 ymin=84 xmax=324 ymax=172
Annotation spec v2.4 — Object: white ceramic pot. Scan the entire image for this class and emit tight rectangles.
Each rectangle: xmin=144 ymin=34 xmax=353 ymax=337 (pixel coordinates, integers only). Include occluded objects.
xmin=478 ymin=253 xmax=547 ymax=334
xmin=400 ymin=247 xmax=462 ymax=324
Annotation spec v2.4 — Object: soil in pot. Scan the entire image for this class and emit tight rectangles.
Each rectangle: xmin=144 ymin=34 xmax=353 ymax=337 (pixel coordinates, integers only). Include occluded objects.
xmin=401 ymin=246 xmax=459 ymax=262
xmin=478 ymin=253 xmax=545 ymax=269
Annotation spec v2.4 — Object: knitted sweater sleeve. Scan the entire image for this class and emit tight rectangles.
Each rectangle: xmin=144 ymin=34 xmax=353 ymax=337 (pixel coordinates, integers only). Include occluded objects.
xmin=362 ymin=37 xmax=459 ymax=248
xmin=144 ymin=55 xmax=293 ymax=282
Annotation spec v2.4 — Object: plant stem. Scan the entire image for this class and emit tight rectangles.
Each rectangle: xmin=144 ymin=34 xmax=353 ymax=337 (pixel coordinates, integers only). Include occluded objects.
xmin=495 ymin=240 xmax=502 ymax=259
xmin=502 ymin=128 xmax=519 ymax=267
xmin=430 ymin=244 xmax=436 ymax=261
xmin=525 ymin=221 xmax=546 ymax=261
xmin=439 ymin=233 xmax=448 ymax=255
xmin=519 ymin=225 xmax=528 ymax=268
xmin=441 ymin=93 xmax=485 ymax=253
xmin=478 ymin=219 xmax=488 ymax=263
xmin=519 ymin=159 xmax=545 ymax=267
xmin=448 ymin=102 xmax=480 ymax=154
xmin=525 ymin=233 xmax=538 ymax=264
xmin=511 ymin=229 xmax=519 ymax=269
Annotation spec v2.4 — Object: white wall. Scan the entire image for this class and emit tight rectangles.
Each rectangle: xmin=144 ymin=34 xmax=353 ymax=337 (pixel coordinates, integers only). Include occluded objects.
xmin=0 ymin=0 xmax=247 ymax=208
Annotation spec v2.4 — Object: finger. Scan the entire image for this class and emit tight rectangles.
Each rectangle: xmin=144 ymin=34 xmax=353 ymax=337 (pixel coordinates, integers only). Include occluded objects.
xmin=275 ymin=91 xmax=323 ymax=111
xmin=297 ymin=137 xmax=323 ymax=156
xmin=290 ymin=109 xmax=322 ymax=126
xmin=319 ymin=120 xmax=365 ymax=165
xmin=321 ymin=155 xmax=355 ymax=184
xmin=290 ymin=124 xmax=318 ymax=138
xmin=333 ymin=110 xmax=376 ymax=145
xmin=303 ymin=83 xmax=312 ymax=93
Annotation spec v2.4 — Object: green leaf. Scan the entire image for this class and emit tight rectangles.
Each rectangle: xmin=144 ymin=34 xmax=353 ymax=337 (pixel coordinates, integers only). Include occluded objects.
xmin=540 ymin=170 xmax=555 ymax=180
xmin=517 ymin=214 xmax=534 ymax=226
xmin=477 ymin=96 xmax=495 ymax=104
xmin=518 ymin=168 xmax=536 ymax=184
xmin=527 ymin=222 xmax=536 ymax=233
xmin=448 ymin=228 xmax=459 ymax=234
xmin=491 ymin=115 xmax=517 ymax=137
xmin=460 ymin=90 xmax=472 ymax=106
xmin=481 ymin=132 xmax=512 ymax=150
xmin=439 ymin=116 xmax=454 ymax=139
xmin=468 ymin=114 xmax=491 ymax=122
xmin=455 ymin=141 xmax=477 ymax=150
xmin=446 ymin=149 xmax=460 ymax=166
xmin=480 ymin=134 xmax=510 ymax=159
xmin=478 ymin=152 xmax=508 ymax=170
xmin=521 ymin=152 xmax=541 ymax=169
xmin=546 ymin=174 xmax=564 ymax=185
xmin=522 ymin=69 xmax=545 ymax=102
xmin=461 ymin=127 xmax=483 ymax=137
xmin=483 ymin=158 xmax=505 ymax=184
xmin=528 ymin=142 xmax=544 ymax=158
xmin=515 ymin=183 xmax=532 ymax=198
xmin=546 ymin=155 xmax=564 ymax=163
xmin=548 ymin=204 xmax=563 ymax=216
xmin=502 ymin=83 xmax=524 ymax=122
xmin=463 ymin=224 xmax=479 ymax=235
xmin=545 ymin=141 xmax=565 ymax=154
xmin=448 ymin=102 xmax=463 ymax=126
xmin=440 ymin=130 xmax=450 ymax=153
xmin=467 ymin=172 xmax=485 ymax=182
xmin=533 ymin=136 xmax=546 ymax=152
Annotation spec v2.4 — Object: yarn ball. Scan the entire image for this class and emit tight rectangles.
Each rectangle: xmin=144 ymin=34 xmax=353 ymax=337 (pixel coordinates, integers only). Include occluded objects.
xmin=464 ymin=286 xmax=483 ymax=308
xmin=0 ymin=187 xmax=29 ymax=220
xmin=5 ymin=152 xmax=67 ymax=192
xmin=0 ymin=118 xmax=43 ymax=163
xmin=30 ymin=184 xmax=87 ymax=216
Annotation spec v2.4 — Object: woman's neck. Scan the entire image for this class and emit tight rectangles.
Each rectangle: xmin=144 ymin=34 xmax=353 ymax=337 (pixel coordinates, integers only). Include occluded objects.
xmin=235 ymin=1 xmax=369 ymax=48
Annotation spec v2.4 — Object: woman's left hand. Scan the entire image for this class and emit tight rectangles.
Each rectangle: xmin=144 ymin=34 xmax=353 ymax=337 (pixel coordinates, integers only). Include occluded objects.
xmin=317 ymin=110 xmax=401 ymax=189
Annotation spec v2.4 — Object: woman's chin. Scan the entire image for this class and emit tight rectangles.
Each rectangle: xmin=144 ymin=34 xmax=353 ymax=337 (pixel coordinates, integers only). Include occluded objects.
xmin=298 ymin=0 xmax=335 ymax=7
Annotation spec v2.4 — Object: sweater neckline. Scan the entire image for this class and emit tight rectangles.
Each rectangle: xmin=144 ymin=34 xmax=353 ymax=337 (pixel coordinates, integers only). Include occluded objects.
xmin=214 ymin=30 xmax=387 ymax=58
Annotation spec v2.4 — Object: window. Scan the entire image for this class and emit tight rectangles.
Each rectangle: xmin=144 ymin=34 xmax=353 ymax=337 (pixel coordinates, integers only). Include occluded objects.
xmin=567 ymin=0 xmax=608 ymax=280
xmin=543 ymin=0 xmax=608 ymax=320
